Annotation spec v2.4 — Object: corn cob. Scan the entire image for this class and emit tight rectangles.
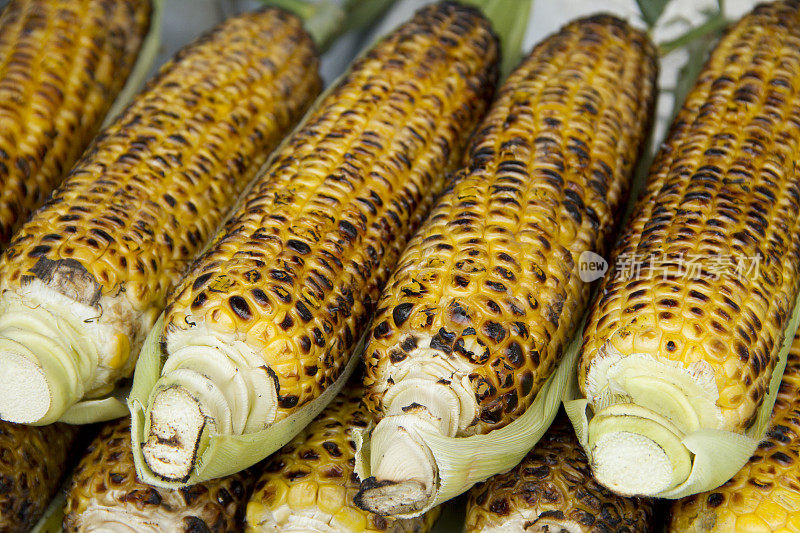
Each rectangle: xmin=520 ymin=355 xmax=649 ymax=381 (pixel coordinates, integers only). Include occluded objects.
xmin=245 ymin=383 xmax=441 ymax=532
xmin=63 ymin=417 xmax=249 ymax=532
xmin=355 ymin=14 xmax=657 ymax=516
xmin=0 ymin=8 xmax=321 ymax=425
xmin=0 ymin=0 xmax=151 ymax=246
xmin=574 ymin=0 xmax=800 ymax=497
xmin=132 ymin=1 xmax=499 ymax=487
xmin=668 ymin=330 xmax=800 ymax=532
xmin=465 ymin=413 xmax=654 ymax=533
xmin=0 ymin=422 xmax=80 ymax=532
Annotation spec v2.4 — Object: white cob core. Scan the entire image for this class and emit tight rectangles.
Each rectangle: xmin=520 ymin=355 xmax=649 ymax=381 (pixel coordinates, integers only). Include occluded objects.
xmin=0 ymin=350 xmax=51 ymax=423
xmin=590 ymin=430 xmax=674 ymax=495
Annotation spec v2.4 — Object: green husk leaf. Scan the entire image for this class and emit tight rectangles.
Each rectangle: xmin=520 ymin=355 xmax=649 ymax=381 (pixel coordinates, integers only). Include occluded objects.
xmin=635 ymin=0 xmax=669 ymax=28
xmin=101 ymin=0 xmax=163 ymax=127
xmin=128 ymin=313 xmax=364 ymax=487
xmin=59 ymin=394 xmax=128 ymax=424
xmin=461 ymin=0 xmax=532 ymax=79
xmin=260 ymin=0 xmax=396 ymax=53
xmin=566 ymin=289 xmax=800 ymax=498
xmin=355 ymin=315 xmax=585 ymax=518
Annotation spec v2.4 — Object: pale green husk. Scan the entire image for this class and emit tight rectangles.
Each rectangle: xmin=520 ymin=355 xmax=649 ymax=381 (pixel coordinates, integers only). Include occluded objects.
xmin=354 ymin=320 xmax=585 ymax=519
xmin=128 ymin=313 xmax=364 ymax=488
xmin=565 ymin=290 xmax=800 ymax=499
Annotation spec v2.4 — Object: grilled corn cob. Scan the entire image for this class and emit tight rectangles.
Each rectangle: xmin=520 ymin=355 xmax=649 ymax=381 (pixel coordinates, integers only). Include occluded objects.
xmin=245 ymin=384 xmax=441 ymax=532
xmin=0 ymin=0 xmax=151 ymax=246
xmin=64 ymin=417 xmax=249 ymax=532
xmin=355 ymin=14 xmax=657 ymax=516
xmin=574 ymin=0 xmax=800 ymax=497
xmin=131 ymin=1 xmax=499 ymax=487
xmin=465 ymin=413 xmax=654 ymax=533
xmin=668 ymin=330 xmax=800 ymax=532
xmin=0 ymin=8 xmax=321 ymax=425
xmin=0 ymin=422 xmax=79 ymax=532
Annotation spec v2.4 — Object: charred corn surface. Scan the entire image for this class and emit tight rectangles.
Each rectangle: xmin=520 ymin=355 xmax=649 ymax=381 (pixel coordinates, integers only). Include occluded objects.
xmin=0 ymin=0 xmax=151 ymax=246
xmin=0 ymin=8 xmax=321 ymax=425
xmin=465 ymin=414 xmax=654 ymax=533
xmin=246 ymin=385 xmax=441 ymax=532
xmin=576 ymin=0 xmax=800 ymax=497
xmin=0 ymin=421 xmax=79 ymax=532
xmin=668 ymin=331 xmax=800 ymax=532
xmin=356 ymin=14 xmax=657 ymax=515
xmin=64 ymin=417 xmax=249 ymax=532
xmin=138 ymin=1 xmax=499 ymax=485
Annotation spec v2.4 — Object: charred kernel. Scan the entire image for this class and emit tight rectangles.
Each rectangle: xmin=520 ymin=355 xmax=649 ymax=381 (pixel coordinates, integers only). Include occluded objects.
xmin=392 ymin=302 xmax=414 ymax=327
xmin=229 ymin=296 xmax=251 ymax=320
xmin=278 ymin=314 xmax=294 ymax=331
xmin=312 ymin=327 xmax=325 ymax=347
xmin=706 ymin=492 xmax=724 ymax=507
xmin=251 ymin=288 xmax=270 ymax=307
xmin=295 ymin=301 xmax=313 ymax=322
xmin=322 ymin=441 xmax=342 ymax=457
xmin=373 ymin=320 xmax=391 ymax=339
xmin=483 ymin=321 xmax=506 ymax=342
xmin=287 ymin=239 xmax=311 ymax=255
xmin=279 ymin=395 xmax=299 ymax=408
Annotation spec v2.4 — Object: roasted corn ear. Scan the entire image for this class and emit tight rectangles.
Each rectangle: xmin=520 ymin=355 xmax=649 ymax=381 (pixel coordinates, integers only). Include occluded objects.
xmin=0 ymin=7 xmax=321 ymax=425
xmin=64 ymin=417 xmax=249 ymax=532
xmin=573 ymin=0 xmax=800 ymax=497
xmin=131 ymin=1 xmax=499 ymax=487
xmin=0 ymin=422 xmax=79 ymax=532
xmin=0 ymin=0 xmax=151 ymax=246
xmin=355 ymin=14 xmax=657 ymax=516
xmin=465 ymin=413 xmax=654 ymax=533
xmin=668 ymin=330 xmax=800 ymax=532
xmin=246 ymin=384 xmax=441 ymax=532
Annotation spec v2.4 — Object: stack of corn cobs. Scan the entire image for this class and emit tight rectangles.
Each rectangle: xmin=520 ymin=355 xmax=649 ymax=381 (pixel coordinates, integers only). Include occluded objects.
xmin=1 ymin=0 xmax=799 ymax=530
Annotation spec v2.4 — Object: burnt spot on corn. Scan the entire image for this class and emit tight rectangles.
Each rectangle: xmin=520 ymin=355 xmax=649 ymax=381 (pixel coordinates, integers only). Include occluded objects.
xmin=63 ymin=417 xmax=249 ymax=532
xmin=466 ymin=415 xmax=654 ymax=529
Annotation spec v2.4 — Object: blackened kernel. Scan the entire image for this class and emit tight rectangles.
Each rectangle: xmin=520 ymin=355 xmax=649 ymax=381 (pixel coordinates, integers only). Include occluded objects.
xmin=392 ymin=302 xmax=413 ymax=327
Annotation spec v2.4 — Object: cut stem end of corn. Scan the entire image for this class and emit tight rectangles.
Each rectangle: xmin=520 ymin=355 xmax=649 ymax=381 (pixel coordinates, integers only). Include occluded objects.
xmin=142 ymin=385 xmax=212 ymax=482
xmin=0 ymin=351 xmax=51 ymax=424
xmin=587 ymin=403 xmax=693 ymax=496
xmin=354 ymin=414 xmax=440 ymax=516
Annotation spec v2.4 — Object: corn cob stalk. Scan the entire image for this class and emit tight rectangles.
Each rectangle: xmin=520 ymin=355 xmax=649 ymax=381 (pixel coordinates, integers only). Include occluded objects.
xmin=0 ymin=422 xmax=80 ymax=532
xmin=63 ymin=417 xmax=250 ymax=532
xmin=667 ymin=330 xmax=800 ymax=532
xmin=129 ymin=1 xmax=500 ymax=488
xmin=0 ymin=0 xmax=152 ymax=246
xmin=354 ymin=14 xmax=658 ymax=516
xmin=465 ymin=413 xmax=654 ymax=533
xmin=567 ymin=0 xmax=800 ymax=498
xmin=245 ymin=383 xmax=441 ymax=532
